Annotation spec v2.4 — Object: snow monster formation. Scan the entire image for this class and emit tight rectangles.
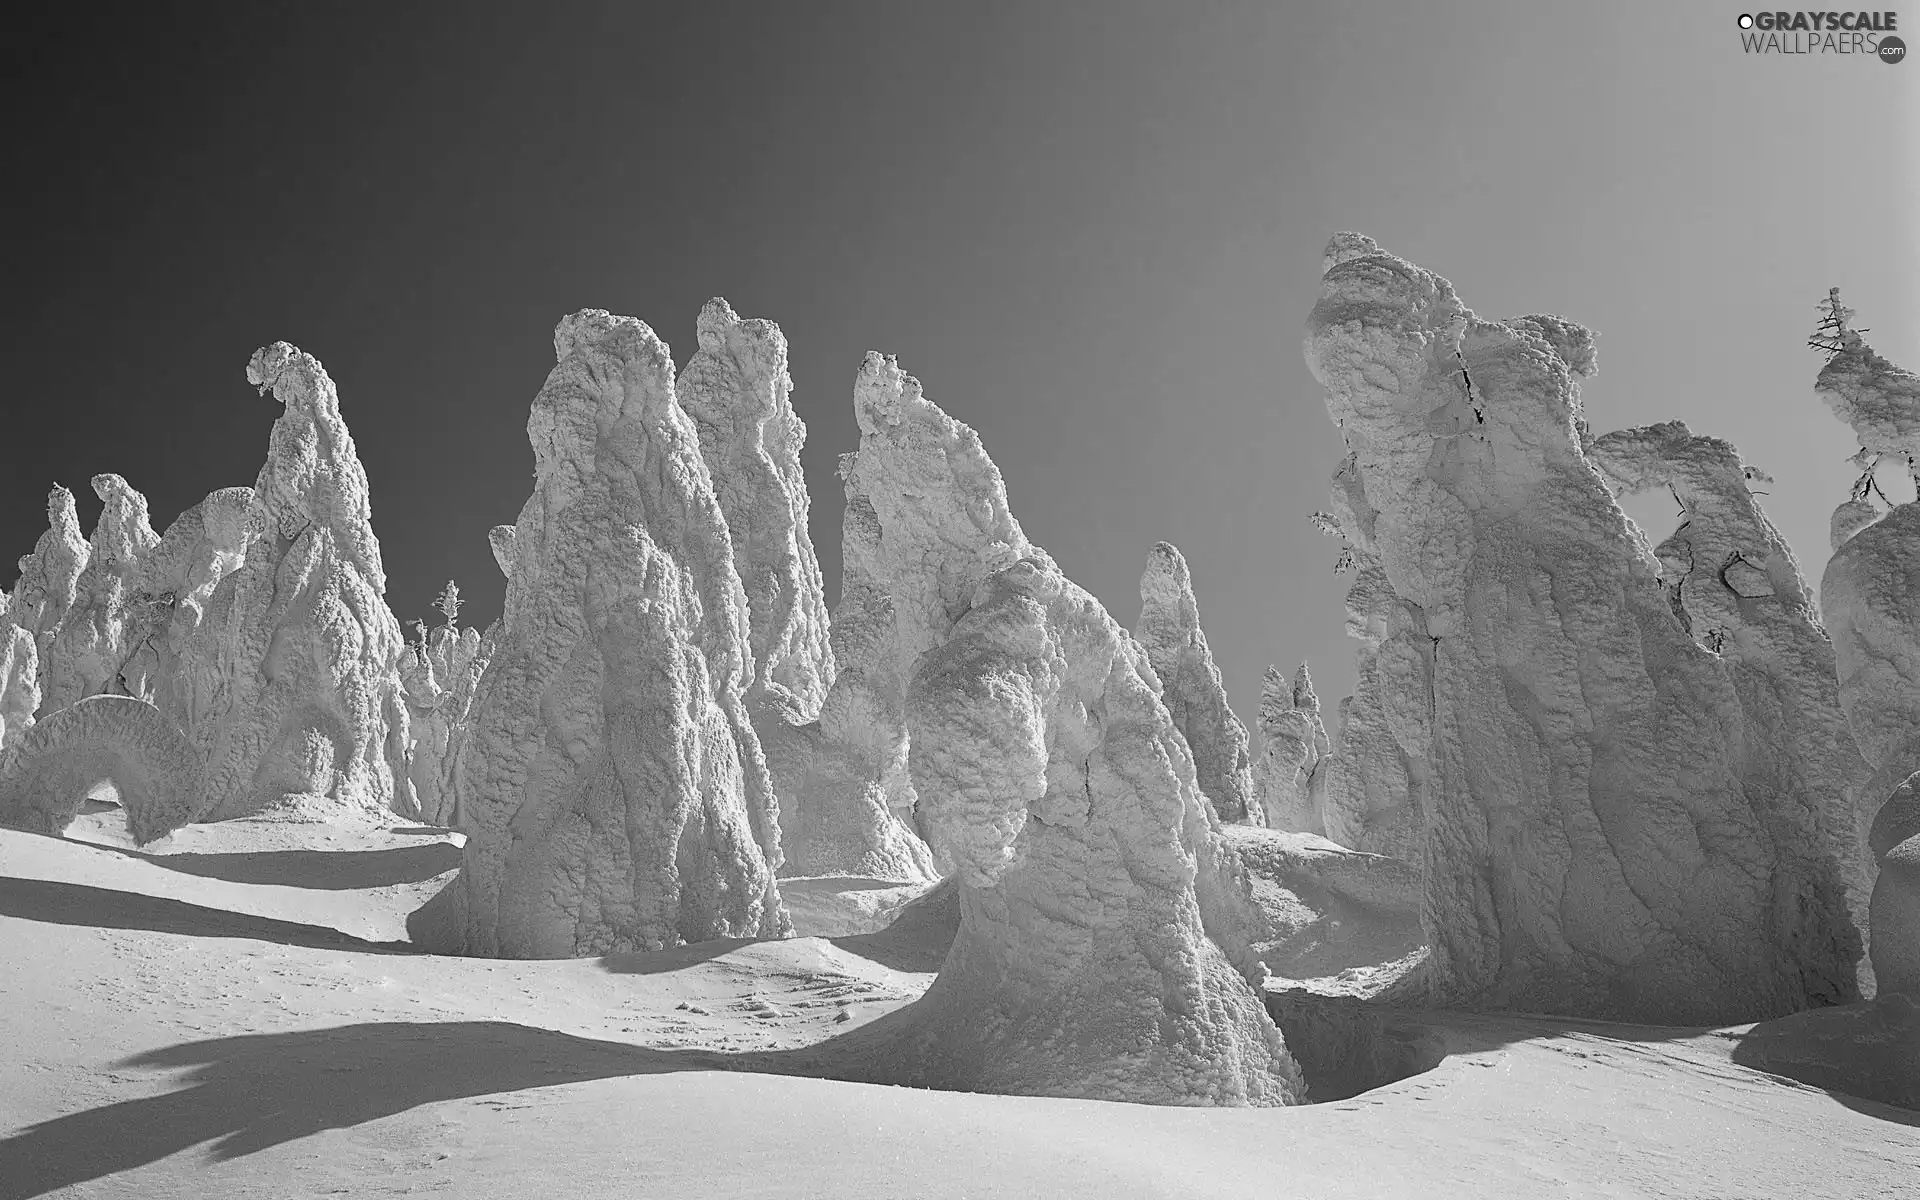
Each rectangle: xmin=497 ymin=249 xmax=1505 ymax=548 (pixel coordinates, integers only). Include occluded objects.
xmin=1253 ymin=662 xmax=1331 ymax=834
xmin=401 ymin=546 xmax=514 ymax=830
xmin=38 ymin=474 xmax=160 ymax=713
xmin=0 ymin=694 xmax=202 ymax=845
xmin=1584 ymin=421 xmax=1877 ymax=976
xmin=842 ymin=352 xmax=1300 ymax=1105
xmin=0 ymin=624 xmax=37 ymax=753
xmin=399 ymin=619 xmax=490 ymax=828
xmin=765 ymin=451 xmax=939 ymax=882
xmin=1812 ymin=320 xmax=1920 ymax=997
xmin=671 ymin=300 xmax=934 ymax=882
xmin=4 ymin=486 xmax=89 ymax=678
xmin=123 ymin=486 xmax=259 ymax=722
xmin=488 ymin=523 xmax=518 ymax=579
xmin=430 ymin=310 xmax=789 ymax=958
xmin=677 ymin=298 xmax=835 ymax=722
xmin=0 ymin=568 xmax=204 ymax=845
xmin=1134 ymin=542 xmax=1260 ymax=824
xmin=0 ymin=481 xmax=252 ymax=848
xmin=178 ymin=343 xmax=416 ymax=823
xmin=1302 ymin=233 xmax=1863 ymax=1022
xmin=1308 ymin=529 xmax=1428 ymax=861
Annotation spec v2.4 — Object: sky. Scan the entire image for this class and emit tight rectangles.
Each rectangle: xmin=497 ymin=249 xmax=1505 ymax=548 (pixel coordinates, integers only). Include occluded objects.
xmin=4 ymin=1 xmax=1915 ymax=732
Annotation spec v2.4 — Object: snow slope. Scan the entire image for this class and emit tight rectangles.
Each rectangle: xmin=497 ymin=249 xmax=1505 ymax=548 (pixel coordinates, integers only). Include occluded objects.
xmin=0 ymin=818 xmax=1913 ymax=1200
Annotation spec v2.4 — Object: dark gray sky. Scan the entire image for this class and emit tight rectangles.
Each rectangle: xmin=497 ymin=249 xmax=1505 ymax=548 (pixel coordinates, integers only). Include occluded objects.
xmin=5 ymin=2 xmax=1915 ymax=727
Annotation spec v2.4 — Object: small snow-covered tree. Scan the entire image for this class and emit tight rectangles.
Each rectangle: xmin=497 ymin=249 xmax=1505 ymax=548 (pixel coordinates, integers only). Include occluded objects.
xmin=433 ymin=580 xmax=462 ymax=628
xmin=1809 ymin=288 xmax=1868 ymax=361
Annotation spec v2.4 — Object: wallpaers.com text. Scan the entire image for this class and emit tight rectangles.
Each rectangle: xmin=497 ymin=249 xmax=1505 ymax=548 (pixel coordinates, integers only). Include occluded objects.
xmin=1738 ymin=11 xmax=1905 ymax=57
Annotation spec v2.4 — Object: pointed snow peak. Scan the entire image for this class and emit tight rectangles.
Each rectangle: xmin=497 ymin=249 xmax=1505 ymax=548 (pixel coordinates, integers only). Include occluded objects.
xmin=1292 ymin=662 xmax=1319 ymax=713
xmin=87 ymin=474 xmax=158 ymax=568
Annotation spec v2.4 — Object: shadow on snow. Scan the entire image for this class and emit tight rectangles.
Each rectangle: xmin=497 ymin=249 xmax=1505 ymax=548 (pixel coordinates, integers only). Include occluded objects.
xmin=0 ymin=876 xmax=416 ymax=955
xmin=0 ymin=1021 xmax=724 ymax=1198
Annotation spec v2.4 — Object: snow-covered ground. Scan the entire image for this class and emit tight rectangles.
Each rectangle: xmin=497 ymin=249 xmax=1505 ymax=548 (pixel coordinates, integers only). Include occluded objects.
xmin=0 ymin=812 xmax=1913 ymax=1200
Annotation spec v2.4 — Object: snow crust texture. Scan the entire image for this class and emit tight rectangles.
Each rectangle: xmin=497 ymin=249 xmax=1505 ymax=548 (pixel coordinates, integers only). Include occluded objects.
xmin=1303 ymin=234 xmax=1863 ymax=1022
xmin=174 ymin=344 xmax=415 ymax=823
xmin=1253 ymin=662 xmax=1330 ymax=834
xmin=437 ymin=310 xmax=789 ymax=958
xmin=849 ymin=354 xmax=1302 ymax=1105
xmin=1135 ymin=542 xmax=1259 ymax=824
